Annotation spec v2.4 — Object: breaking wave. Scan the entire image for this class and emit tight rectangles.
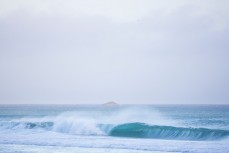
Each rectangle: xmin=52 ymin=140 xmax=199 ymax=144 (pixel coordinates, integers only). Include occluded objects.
xmin=1 ymin=120 xmax=228 ymax=141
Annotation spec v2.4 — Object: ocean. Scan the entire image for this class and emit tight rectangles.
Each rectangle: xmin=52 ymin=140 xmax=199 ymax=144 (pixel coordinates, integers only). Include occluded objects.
xmin=0 ymin=104 xmax=228 ymax=153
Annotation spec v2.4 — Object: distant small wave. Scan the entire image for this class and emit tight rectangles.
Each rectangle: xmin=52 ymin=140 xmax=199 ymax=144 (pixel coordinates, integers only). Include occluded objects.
xmin=0 ymin=121 xmax=53 ymax=130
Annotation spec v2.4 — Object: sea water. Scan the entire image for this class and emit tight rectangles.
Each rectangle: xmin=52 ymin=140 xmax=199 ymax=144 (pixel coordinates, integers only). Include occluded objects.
xmin=0 ymin=104 xmax=228 ymax=153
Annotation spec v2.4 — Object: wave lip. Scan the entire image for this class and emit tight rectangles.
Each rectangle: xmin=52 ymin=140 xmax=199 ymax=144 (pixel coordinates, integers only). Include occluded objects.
xmin=109 ymin=122 xmax=229 ymax=141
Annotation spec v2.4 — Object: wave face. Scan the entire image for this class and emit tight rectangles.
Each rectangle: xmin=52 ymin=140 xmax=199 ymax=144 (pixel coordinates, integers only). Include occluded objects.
xmin=109 ymin=123 xmax=229 ymax=140
xmin=1 ymin=120 xmax=229 ymax=141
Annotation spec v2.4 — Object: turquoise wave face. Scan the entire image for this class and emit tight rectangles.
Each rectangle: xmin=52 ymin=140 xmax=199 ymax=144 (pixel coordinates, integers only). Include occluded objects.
xmin=109 ymin=122 xmax=229 ymax=141
xmin=1 ymin=120 xmax=229 ymax=141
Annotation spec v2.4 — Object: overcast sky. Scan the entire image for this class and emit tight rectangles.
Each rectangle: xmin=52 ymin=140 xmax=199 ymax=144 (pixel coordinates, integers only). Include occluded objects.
xmin=0 ymin=0 xmax=229 ymax=104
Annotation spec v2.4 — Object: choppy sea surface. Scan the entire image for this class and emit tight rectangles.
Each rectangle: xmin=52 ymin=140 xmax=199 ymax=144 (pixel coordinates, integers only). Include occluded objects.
xmin=0 ymin=104 xmax=228 ymax=153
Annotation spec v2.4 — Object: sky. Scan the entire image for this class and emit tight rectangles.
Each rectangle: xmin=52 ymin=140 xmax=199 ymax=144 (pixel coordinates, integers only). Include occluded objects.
xmin=0 ymin=0 xmax=229 ymax=104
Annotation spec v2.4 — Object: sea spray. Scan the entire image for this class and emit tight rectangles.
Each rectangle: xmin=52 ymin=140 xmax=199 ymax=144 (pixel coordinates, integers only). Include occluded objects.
xmin=52 ymin=115 xmax=105 ymax=135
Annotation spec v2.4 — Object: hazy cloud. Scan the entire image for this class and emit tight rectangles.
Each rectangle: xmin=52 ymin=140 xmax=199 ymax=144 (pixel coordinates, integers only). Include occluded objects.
xmin=0 ymin=0 xmax=229 ymax=104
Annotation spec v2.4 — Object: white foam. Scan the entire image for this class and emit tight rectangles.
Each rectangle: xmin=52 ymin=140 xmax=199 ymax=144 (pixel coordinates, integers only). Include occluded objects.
xmin=52 ymin=114 xmax=105 ymax=135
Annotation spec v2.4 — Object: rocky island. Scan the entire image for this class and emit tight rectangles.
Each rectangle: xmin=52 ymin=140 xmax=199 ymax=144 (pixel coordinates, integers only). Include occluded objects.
xmin=102 ymin=101 xmax=119 ymax=106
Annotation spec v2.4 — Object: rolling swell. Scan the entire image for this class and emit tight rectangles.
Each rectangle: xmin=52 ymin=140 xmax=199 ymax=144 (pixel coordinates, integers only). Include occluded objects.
xmin=109 ymin=123 xmax=229 ymax=140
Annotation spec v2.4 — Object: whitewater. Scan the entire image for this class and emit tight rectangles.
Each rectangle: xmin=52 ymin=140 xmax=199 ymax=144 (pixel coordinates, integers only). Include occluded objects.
xmin=0 ymin=105 xmax=229 ymax=153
